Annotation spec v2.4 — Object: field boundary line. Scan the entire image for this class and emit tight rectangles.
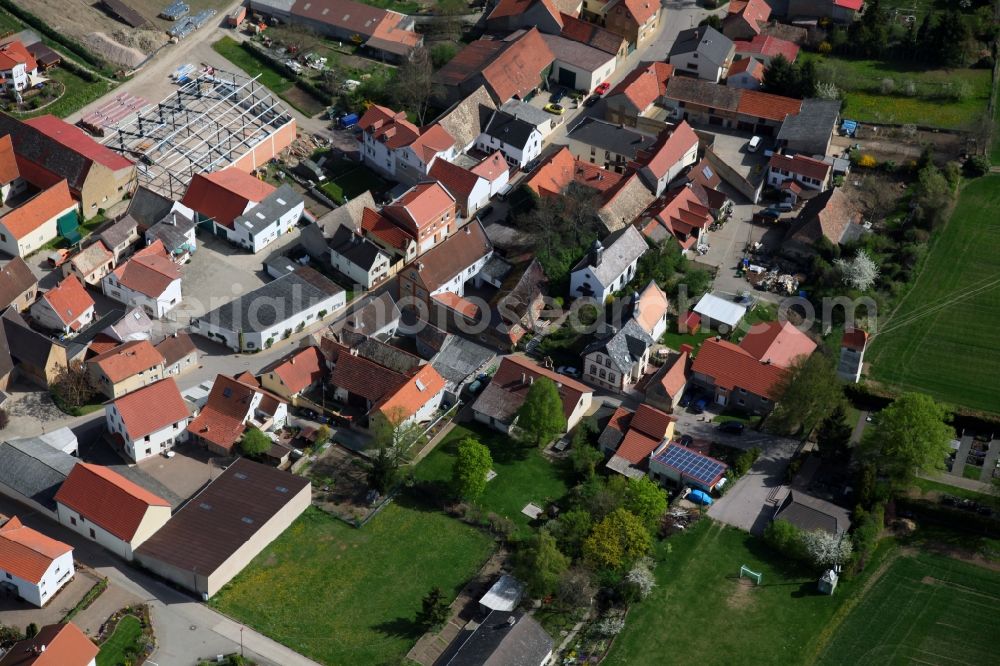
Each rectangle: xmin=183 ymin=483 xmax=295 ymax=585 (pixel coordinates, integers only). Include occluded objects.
xmin=806 ymin=546 xmax=903 ymax=664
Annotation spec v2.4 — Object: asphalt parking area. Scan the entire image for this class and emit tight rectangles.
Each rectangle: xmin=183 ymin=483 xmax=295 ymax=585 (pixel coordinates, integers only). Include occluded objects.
xmin=175 ymin=234 xmax=267 ymax=324
xmin=137 ymin=441 xmax=226 ymax=502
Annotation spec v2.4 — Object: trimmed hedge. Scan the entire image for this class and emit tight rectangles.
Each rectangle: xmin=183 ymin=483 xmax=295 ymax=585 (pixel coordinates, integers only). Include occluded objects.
xmin=0 ymin=1 xmax=108 ymax=72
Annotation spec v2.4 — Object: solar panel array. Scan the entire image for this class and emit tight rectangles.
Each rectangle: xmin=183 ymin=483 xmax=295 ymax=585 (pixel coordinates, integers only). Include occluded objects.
xmin=654 ymin=444 xmax=726 ymax=484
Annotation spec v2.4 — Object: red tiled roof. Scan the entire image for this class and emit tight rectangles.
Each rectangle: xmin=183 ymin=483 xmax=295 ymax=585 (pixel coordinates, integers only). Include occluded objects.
xmin=768 ymin=153 xmax=830 ymax=182
xmin=616 ymin=429 xmax=660 ymax=464
xmin=487 ymin=355 xmax=592 ymax=420
xmin=559 ymin=13 xmax=626 ymax=55
xmin=154 ymin=332 xmax=197 ymax=366
xmin=88 ymin=333 xmax=120 ymax=356
xmin=0 ymin=517 xmax=72 ymax=584
xmin=643 ymin=184 xmax=712 ymax=246
xmin=841 ymin=328 xmax=869 ymax=351
xmin=384 ymin=182 xmax=454 ymax=233
xmin=739 ymin=320 xmax=817 ymax=369
xmin=23 ymin=115 xmax=132 ymax=171
xmin=186 ymin=374 xmax=284 ymax=451
xmin=470 ymin=151 xmax=509 ymax=182
xmin=639 ymin=121 xmax=698 ymax=179
xmin=88 ymin=339 xmax=164 ymax=383
xmin=0 ymin=179 xmax=74 ymax=240
xmin=657 ymin=346 xmax=690 ymax=399
xmin=728 ymin=56 xmax=764 ymax=78
xmin=359 ymin=104 xmax=421 ymax=149
xmin=432 ymin=291 xmax=481 ymax=319
xmin=435 ymin=39 xmax=506 ymax=89
xmin=267 ymin=346 xmax=324 ymax=394
xmin=429 ymin=159 xmax=483 ymax=205
xmin=834 ymin=0 xmax=863 ymax=10
xmin=734 ymin=34 xmax=800 ymax=62
xmin=0 ymin=40 xmax=37 ymax=72
xmin=606 ymin=405 xmax=632 ymax=435
xmin=361 ymin=207 xmax=415 ymax=252
xmin=488 ymin=0 xmax=563 ymax=26
xmin=727 ymin=0 xmax=770 ymax=33
xmin=0 ymin=134 xmax=19 ymax=185
xmin=109 ymin=240 xmax=180 ymax=298
xmin=635 ymin=281 xmax=668 ymax=336
xmin=614 ymin=0 xmax=660 ymax=24
xmin=330 ymin=347 xmax=408 ymax=402
xmin=408 ymin=124 xmax=455 ymax=163
xmin=605 ymin=62 xmax=674 ymax=112
xmin=40 ymin=275 xmax=93 ymax=328
xmin=691 ymin=337 xmax=787 ymax=400
xmin=375 ymin=364 xmax=446 ymax=421
xmin=181 ymin=169 xmax=274 ymax=229
xmin=409 ymin=221 xmax=491 ymax=292
xmin=112 ymin=377 xmax=188 ymax=440
xmin=737 ymin=89 xmax=802 ymax=122
xmin=54 ymin=463 xmax=169 ymax=541
xmin=480 ymin=28 xmax=556 ymax=103
xmin=629 ymin=403 xmax=675 ymax=439
xmin=525 ymin=147 xmax=622 ymax=198
xmin=0 ymin=622 xmax=98 ymax=666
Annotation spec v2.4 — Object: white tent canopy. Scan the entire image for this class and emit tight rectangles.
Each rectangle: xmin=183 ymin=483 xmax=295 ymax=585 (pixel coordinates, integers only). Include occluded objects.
xmin=693 ymin=293 xmax=747 ymax=330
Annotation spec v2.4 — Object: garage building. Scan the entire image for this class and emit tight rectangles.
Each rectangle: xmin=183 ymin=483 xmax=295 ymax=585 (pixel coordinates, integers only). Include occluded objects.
xmin=134 ymin=458 xmax=311 ymax=599
xmin=541 ymin=34 xmax=617 ymax=93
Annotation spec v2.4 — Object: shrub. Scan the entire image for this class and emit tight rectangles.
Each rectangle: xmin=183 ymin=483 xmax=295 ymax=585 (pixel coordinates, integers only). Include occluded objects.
xmin=818 ymin=41 xmax=832 ymax=54
xmin=858 ymin=154 xmax=877 ymax=168
xmin=764 ymin=519 xmax=806 ymax=561
xmin=963 ymin=154 xmax=990 ymax=178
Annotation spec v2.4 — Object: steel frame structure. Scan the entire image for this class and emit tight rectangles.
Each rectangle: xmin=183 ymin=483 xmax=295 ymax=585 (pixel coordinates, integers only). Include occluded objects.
xmin=100 ymin=69 xmax=294 ymax=198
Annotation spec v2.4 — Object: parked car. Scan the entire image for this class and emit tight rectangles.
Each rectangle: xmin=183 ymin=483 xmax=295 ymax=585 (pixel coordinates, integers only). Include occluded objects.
xmin=556 ymin=365 xmax=580 ymax=378
xmin=544 ymin=103 xmax=565 ymax=115
xmin=549 ymin=87 xmax=566 ymax=103
xmin=689 ymin=398 xmax=707 ymax=415
xmin=747 ymin=135 xmax=762 ymax=152
xmin=679 ymin=389 xmax=699 ymax=408
xmin=718 ymin=421 xmax=745 ymax=435
xmin=594 ymin=81 xmax=611 ymax=95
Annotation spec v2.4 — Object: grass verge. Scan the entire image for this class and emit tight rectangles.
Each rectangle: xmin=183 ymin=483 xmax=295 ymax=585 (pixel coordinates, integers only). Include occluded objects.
xmin=210 ymin=505 xmax=493 ymax=665
xmin=63 ymin=577 xmax=108 ymax=622
xmin=212 ymin=37 xmax=324 ymax=116
xmin=867 ymin=176 xmax=1000 ymax=414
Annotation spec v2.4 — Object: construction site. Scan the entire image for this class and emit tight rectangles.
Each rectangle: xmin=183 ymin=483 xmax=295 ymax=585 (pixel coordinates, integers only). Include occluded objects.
xmin=99 ymin=67 xmax=298 ymax=198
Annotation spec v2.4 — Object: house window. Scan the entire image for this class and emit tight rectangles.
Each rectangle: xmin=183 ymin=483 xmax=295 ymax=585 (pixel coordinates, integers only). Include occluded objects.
xmin=761 ymin=397 xmax=770 ymax=403
xmin=4 ymin=573 xmax=9 ymax=580
xmin=604 ymin=358 xmax=611 ymax=368
xmin=608 ymin=373 xmax=616 ymax=382
xmin=737 ymin=399 xmax=745 ymax=406
xmin=599 ymin=369 xmax=606 ymax=379
xmin=590 ymin=364 xmax=597 ymax=375
xmin=70 ymin=517 xmax=77 ymax=526
xmin=739 ymin=388 xmax=747 ymax=394
xmin=89 ymin=528 xmax=96 ymax=539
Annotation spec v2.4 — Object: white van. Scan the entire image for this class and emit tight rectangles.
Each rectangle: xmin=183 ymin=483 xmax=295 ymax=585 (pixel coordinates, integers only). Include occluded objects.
xmin=747 ymin=136 xmax=762 ymax=153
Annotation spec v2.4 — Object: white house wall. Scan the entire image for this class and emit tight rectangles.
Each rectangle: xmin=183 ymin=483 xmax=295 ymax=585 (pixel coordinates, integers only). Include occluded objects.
xmin=0 ymin=213 xmax=62 ymax=258
xmin=106 ymin=403 xmax=190 ymax=463
xmin=0 ymin=550 xmax=74 ymax=607
xmin=196 ymin=291 xmax=346 ymax=352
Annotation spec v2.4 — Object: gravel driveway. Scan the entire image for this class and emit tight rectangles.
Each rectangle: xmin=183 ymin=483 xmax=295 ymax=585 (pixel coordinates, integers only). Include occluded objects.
xmin=708 ymin=437 xmax=799 ymax=534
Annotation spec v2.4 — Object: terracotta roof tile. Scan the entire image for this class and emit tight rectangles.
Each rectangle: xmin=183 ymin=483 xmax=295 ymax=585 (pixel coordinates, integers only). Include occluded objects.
xmin=108 ymin=239 xmax=180 ymax=297
xmin=181 ymin=169 xmax=275 ymax=229
xmin=559 ymin=13 xmax=626 ymax=55
xmin=728 ymin=56 xmax=765 ymax=79
xmin=480 ymin=28 xmax=556 ymax=103
xmin=841 ymin=328 xmax=869 ymax=351
xmin=409 ymin=221 xmax=491 ymax=292
xmin=616 ymin=428 xmax=661 ymax=464
xmin=54 ymin=463 xmax=169 ymax=541
xmin=88 ymin=339 xmax=164 ymax=383
xmin=738 ymin=320 xmax=816 ymax=368
xmin=374 ymin=364 xmax=445 ymax=420
xmin=361 ymin=207 xmax=415 ymax=252
xmin=88 ymin=333 xmax=120 ymax=356
xmin=737 ymin=89 xmax=802 ymax=122
xmin=429 ymin=159 xmax=483 ymax=204
xmin=0 ymin=179 xmax=75 ymax=240
xmin=606 ymin=62 xmax=674 ymax=112
xmin=111 ymin=377 xmax=189 ymax=441
xmin=629 ymin=403 xmax=675 ymax=440
xmin=23 ymin=115 xmax=133 ymax=172
xmin=186 ymin=374 xmax=283 ymax=452
xmin=614 ymin=0 xmax=660 ymax=24
xmin=656 ymin=346 xmax=690 ymax=399
xmin=691 ymin=337 xmax=787 ymax=400
xmin=0 ymin=40 xmax=37 ymax=73
xmin=482 ymin=354 xmax=591 ymax=421
xmin=384 ymin=182 xmax=455 ymax=233
xmin=489 ymin=0 xmax=563 ymax=25
xmin=725 ymin=0 xmax=770 ymax=34
xmin=0 ymin=517 xmax=72 ymax=584
xmin=263 ymin=346 xmax=324 ymax=394
xmin=639 ymin=121 xmax=698 ymax=179
xmin=408 ymin=124 xmax=455 ymax=163
xmin=432 ymin=291 xmax=481 ymax=319
xmin=734 ymin=34 xmax=800 ymax=62
xmin=0 ymin=622 xmax=98 ymax=666
xmin=330 ymin=347 xmax=408 ymax=402
xmin=0 ymin=134 xmax=20 ymax=185
xmin=525 ymin=147 xmax=622 ymax=198
xmin=634 ymin=281 xmax=668 ymax=335
xmin=470 ymin=151 xmax=509 ymax=182
xmin=768 ymin=153 xmax=830 ymax=182
xmin=39 ymin=275 xmax=93 ymax=328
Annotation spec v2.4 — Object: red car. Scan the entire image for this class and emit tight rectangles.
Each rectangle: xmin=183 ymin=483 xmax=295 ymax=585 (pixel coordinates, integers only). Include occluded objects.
xmin=594 ymin=82 xmax=611 ymax=95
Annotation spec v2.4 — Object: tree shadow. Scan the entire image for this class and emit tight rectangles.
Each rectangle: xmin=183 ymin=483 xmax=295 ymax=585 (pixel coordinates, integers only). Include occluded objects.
xmin=373 ymin=616 xmax=425 ymax=640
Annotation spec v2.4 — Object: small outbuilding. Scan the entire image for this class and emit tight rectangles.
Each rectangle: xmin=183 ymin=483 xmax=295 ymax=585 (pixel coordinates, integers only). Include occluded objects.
xmin=479 ymin=574 xmax=525 ymax=614
xmin=692 ymin=293 xmax=747 ymax=332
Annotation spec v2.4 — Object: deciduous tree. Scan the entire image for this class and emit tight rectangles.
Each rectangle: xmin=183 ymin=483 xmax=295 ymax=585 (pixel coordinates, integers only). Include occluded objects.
xmin=768 ymin=353 xmax=846 ymax=436
xmin=834 ymin=250 xmax=880 ymax=291
xmin=801 ymin=530 xmax=853 ymax=569
xmin=582 ymin=508 xmax=652 ymax=573
xmin=860 ymin=392 xmax=954 ymax=491
xmin=623 ymin=477 xmax=668 ymax=528
xmin=368 ymin=407 xmax=423 ymax=494
xmin=394 ymin=46 xmax=435 ymax=125
xmin=51 ymin=362 xmax=95 ymax=411
xmin=451 ymin=437 xmax=493 ymax=500
xmin=816 ymin=404 xmax=853 ymax=461
xmin=546 ymin=509 xmax=592 ymax=559
xmin=517 ymin=377 xmax=566 ymax=446
xmin=555 ymin=567 xmax=596 ymax=609
xmin=514 ymin=531 xmax=569 ymax=597
xmin=239 ymin=427 xmax=271 ymax=457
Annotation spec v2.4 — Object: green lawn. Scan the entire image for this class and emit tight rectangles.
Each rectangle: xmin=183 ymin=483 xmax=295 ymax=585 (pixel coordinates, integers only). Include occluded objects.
xmin=97 ymin=615 xmax=143 ymax=666
xmin=963 ymin=464 xmax=985 ymax=481
xmin=212 ymin=37 xmax=324 ymax=116
xmin=210 ymin=505 xmax=493 ymax=665
xmin=604 ymin=520 xmax=892 ymax=666
xmin=320 ymin=159 xmax=390 ymax=204
xmin=817 ymin=56 xmax=991 ymax=129
xmin=11 ymin=66 xmax=116 ymax=120
xmin=867 ymin=176 xmax=1000 ymax=414
xmin=816 ymin=552 xmax=1000 ymax=665
xmin=413 ymin=424 xmax=571 ymax=537
xmin=911 ymin=476 xmax=993 ymax=502
xmin=660 ymin=324 xmax=715 ymax=353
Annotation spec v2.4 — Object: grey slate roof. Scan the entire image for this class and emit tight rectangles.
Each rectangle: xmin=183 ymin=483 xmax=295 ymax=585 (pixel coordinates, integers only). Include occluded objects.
xmin=431 ymin=335 xmax=496 ymax=386
xmin=583 ymin=318 xmax=653 ymax=373
xmin=499 ymin=99 xmax=553 ymax=130
xmin=344 ymin=292 xmax=401 ymax=338
xmin=571 ymin=225 xmax=648 ymax=288
xmin=0 ymin=257 xmax=37 ymax=310
xmin=353 ymin=337 xmax=423 ymax=374
xmin=774 ymin=490 xmax=851 ymax=535
xmin=435 ymin=610 xmax=554 ymax=666
xmin=482 ymin=110 xmax=537 ymax=149
xmin=567 ymin=117 xmax=656 ymax=160
xmin=197 ymin=267 xmax=343 ymax=334
xmin=598 ymin=175 xmax=656 ymax=232
xmin=98 ymin=216 xmax=138 ymax=250
xmin=540 ymin=33 xmax=614 ymax=71
xmin=300 ymin=191 xmax=376 ymax=260
xmin=145 ymin=210 xmax=195 ymax=253
xmin=0 ymin=438 xmax=77 ymax=511
xmin=776 ymin=98 xmax=840 ymax=147
xmin=2 ymin=308 xmax=54 ymax=369
xmin=471 ymin=381 xmax=522 ymax=425
xmin=329 ymin=225 xmax=390 ymax=272
xmin=670 ymin=25 xmax=734 ymax=64
xmin=233 ymin=184 xmax=304 ymax=235
xmin=126 ymin=187 xmax=175 ymax=229
xmin=664 ymin=76 xmax=741 ymax=111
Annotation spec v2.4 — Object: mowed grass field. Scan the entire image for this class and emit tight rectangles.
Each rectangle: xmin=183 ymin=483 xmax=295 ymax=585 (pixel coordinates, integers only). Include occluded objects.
xmin=868 ymin=176 xmax=1000 ymax=413
xmin=210 ymin=505 xmax=493 ymax=665
xmin=816 ymin=552 xmax=1000 ymax=665
xmin=604 ymin=521 xmax=889 ymax=666
xmin=817 ymin=57 xmax=991 ymax=129
xmin=413 ymin=424 xmax=571 ymax=538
